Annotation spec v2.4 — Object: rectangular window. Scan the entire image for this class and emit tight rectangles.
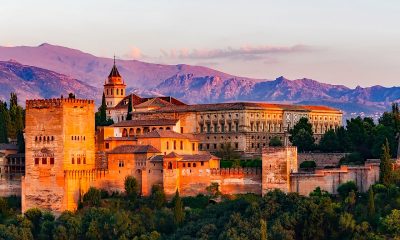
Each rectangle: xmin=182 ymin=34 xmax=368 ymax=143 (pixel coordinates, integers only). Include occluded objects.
xmin=181 ymin=127 xmax=184 ymax=133
xmin=34 ymin=158 xmax=39 ymax=165
xmin=235 ymin=122 xmax=239 ymax=132
xmin=166 ymin=141 xmax=169 ymax=150
xmin=235 ymin=142 xmax=239 ymax=149
xmin=200 ymin=124 xmax=204 ymax=133
xmin=228 ymin=123 xmax=232 ymax=132
xmin=83 ymin=157 xmax=86 ymax=164
xmin=214 ymin=124 xmax=218 ymax=133
xmin=119 ymin=160 xmax=124 ymax=167
xmin=192 ymin=143 xmax=195 ymax=151
xmin=174 ymin=140 xmax=176 ymax=150
xmin=199 ymin=143 xmax=203 ymax=150
xmin=180 ymin=141 xmax=183 ymax=150
xmin=213 ymin=144 xmax=217 ymax=149
xmin=50 ymin=158 xmax=54 ymax=165
xmin=201 ymin=162 xmax=204 ymax=166
xmin=207 ymin=123 xmax=211 ymax=133
xmin=42 ymin=158 xmax=47 ymax=164
xmin=77 ymin=158 xmax=81 ymax=164
xmin=221 ymin=123 xmax=225 ymax=133
xmin=72 ymin=158 xmax=75 ymax=164
xmin=206 ymin=144 xmax=210 ymax=150
xmin=105 ymin=143 xmax=110 ymax=149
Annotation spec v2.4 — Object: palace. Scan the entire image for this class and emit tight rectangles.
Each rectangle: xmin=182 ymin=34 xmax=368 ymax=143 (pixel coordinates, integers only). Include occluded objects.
xmin=19 ymin=63 xmax=379 ymax=214
xmin=104 ymin=62 xmax=342 ymax=157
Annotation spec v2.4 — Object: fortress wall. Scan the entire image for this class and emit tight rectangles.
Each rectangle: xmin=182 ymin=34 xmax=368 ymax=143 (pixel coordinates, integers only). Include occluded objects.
xmin=211 ymin=168 xmax=262 ymax=195
xmin=298 ymin=152 xmax=348 ymax=168
xmin=0 ymin=179 xmax=21 ymax=197
xmin=290 ymin=161 xmax=380 ymax=196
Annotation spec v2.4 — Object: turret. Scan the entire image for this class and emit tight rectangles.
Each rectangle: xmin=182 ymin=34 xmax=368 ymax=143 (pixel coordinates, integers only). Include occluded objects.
xmin=103 ymin=57 xmax=126 ymax=108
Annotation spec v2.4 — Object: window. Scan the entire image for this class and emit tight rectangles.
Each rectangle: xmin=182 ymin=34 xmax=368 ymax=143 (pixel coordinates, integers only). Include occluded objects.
xmin=235 ymin=122 xmax=239 ymax=132
xmin=72 ymin=157 xmax=75 ymax=164
xmin=183 ymin=163 xmax=186 ymax=167
xmin=188 ymin=163 xmax=191 ymax=167
xmin=168 ymin=162 xmax=172 ymax=169
xmin=199 ymin=143 xmax=203 ymax=150
xmin=107 ymin=89 xmax=109 ymax=95
xmin=207 ymin=123 xmax=211 ymax=133
xmin=228 ymin=123 xmax=232 ymax=132
xmin=50 ymin=158 xmax=55 ymax=165
xmin=193 ymin=163 xmax=197 ymax=167
xmin=121 ymin=89 xmax=124 ymax=95
xmin=166 ymin=141 xmax=169 ymax=150
xmin=77 ymin=157 xmax=81 ymax=164
xmin=42 ymin=158 xmax=47 ymax=164
xmin=34 ymin=158 xmax=39 ymax=165
xmin=119 ymin=160 xmax=124 ymax=167
xmin=235 ymin=142 xmax=239 ymax=149
xmin=83 ymin=157 xmax=86 ymax=164
xmin=117 ymin=89 xmax=119 ymax=95
xmin=52 ymin=136 xmax=54 ymax=141
xmin=221 ymin=123 xmax=225 ymax=132
xmin=181 ymin=127 xmax=184 ymax=133
xmin=180 ymin=141 xmax=183 ymax=150
xmin=192 ymin=143 xmax=195 ymax=151
xmin=174 ymin=140 xmax=176 ymax=150
xmin=35 ymin=136 xmax=38 ymax=141
xmin=206 ymin=144 xmax=210 ymax=150
xmin=213 ymin=144 xmax=217 ymax=149
xmin=200 ymin=124 xmax=204 ymax=133
xmin=201 ymin=162 xmax=204 ymax=166
xmin=105 ymin=143 xmax=110 ymax=149
xmin=214 ymin=123 xmax=218 ymax=133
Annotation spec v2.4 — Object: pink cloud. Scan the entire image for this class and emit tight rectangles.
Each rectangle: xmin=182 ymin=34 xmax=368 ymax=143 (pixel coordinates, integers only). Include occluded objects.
xmin=159 ymin=44 xmax=312 ymax=60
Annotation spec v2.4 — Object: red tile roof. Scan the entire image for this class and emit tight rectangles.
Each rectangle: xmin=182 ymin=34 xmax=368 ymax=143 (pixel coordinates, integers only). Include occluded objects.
xmin=154 ymin=152 xmax=219 ymax=162
xmin=111 ymin=119 xmax=179 ymax=127
xmin=138 ymin=130 xmax=199 ymax=141
xmin=107 ymin=145 xmax=160 ymax=154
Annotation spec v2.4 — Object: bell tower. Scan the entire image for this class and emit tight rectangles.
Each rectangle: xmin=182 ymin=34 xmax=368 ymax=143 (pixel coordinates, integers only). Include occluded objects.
xmin=103 ymin=57 xmax=126 ymax=108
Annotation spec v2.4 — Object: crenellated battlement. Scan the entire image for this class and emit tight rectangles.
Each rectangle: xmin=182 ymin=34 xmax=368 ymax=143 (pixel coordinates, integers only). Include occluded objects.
xmin=210 ymin=167 xmax=261 ymax=176
xmin=262 ymin=146 xmax=297 ymax=154
xmin=26 ymin=98 xmax=95 ymax=109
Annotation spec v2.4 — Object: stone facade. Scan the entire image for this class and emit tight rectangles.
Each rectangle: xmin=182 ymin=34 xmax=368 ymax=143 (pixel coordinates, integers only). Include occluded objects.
xmin=22 ymin=98 xmax=95 ymax=213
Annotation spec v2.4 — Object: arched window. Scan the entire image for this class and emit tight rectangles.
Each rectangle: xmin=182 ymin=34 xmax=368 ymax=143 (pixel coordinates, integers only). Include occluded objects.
xmin=159 ymin=127 xmax=164 ymax=130
xmin=122 ymin=128 xmax=128 ymax=137
xmin=106 ymin=89 xmax=109 ymax=95
xmin=193 ymin=163 xmax=196 ymax=167
xmin=166 ymin=127 xmax=171 ymax=130
xmin=51 ymin=136 xmax=54 ymax=141
xmin=129 ymin=128 xmax=134 ymax=136
xmin=168 ymin=162 xmax=173 ymax=169
xmin=35 ymin=136 xmax=38 ymax=141
xmin=39 ymin=136 xmax=42 ymax=141
xmin=152 ymin=127 xmax=157 ymax=131
xmin=188 ymin=163 xmax=191 ymax=167
xmin=121 ymin=89 xmax=124 ymax=95
xmin=136 ymin=128 xmax=141 ymax=135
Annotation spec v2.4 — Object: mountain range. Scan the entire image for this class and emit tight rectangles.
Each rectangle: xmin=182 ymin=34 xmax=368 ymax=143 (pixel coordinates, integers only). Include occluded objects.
xmin=0 ymin=43 xmax=399 ymax=119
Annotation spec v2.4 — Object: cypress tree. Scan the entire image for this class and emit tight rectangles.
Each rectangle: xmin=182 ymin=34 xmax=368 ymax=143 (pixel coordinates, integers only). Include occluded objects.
xmin=367 ymin=187 xmax=375 ymax=221
xmin=100 ymin=93 xmax=107 ymax=123
xmin=260 ymin=219 xmax=268 ymax=240
xmin=126 ymin=96 xmax=132 ymax=121
xmin=17 ymin=130 xmax=25 ymax=153
xmin=380 ymin=139 xmax=393 ymax=186
xmin=0 ymin=102 xmax=8 ymax=143
xmin=173 ymin=190 xmax=184 ymax=226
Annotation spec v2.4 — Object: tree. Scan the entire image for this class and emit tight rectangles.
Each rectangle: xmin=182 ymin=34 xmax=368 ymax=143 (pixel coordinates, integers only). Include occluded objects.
xmin=380 ymin=139 xmax=393 ymax=186
xmin=150 ymin=185 xmax=166 ymax=209
xmin=173 ymin=190 xmax=184 ymax=226
xmin=17 ymin=130 xmax=25 ymax=153
xmin=382 ymin=209 xmax=400 ymax=237
xmin=126 ymin=96 xmax=132 ymax=120
xmin=95 ymin=93 xmax=114 ymax=127
xmin=289 ymin=117 xmax=315 ymax=152
xmin=124 ymin=176 xmax=139 ymax=202
xmin=260 ymin=218 xmax=267 ymax=240
xmin=367 ymin=188 xmax=375 ymax=221
xmin=7 ymin=92 xmax=24 ymax=139
xmin=0 ymin=102 xmax=8 ymax=143
xmin=318 ymin=129 xmax=340 ymax=152
xmin=299 ymin=160 xmax=316 ymax=170
xmin=337 ymin=181 xmax=358 ymax=199
xmin=206 ymin=182 xmax=221 ymax=198
xmin=269 ymin=136 xmax=283 ymax=147
xmin=82 ymin=187 xmax=102 ymax=207
xmin=215 ymin=143 xmax=240 ymax=161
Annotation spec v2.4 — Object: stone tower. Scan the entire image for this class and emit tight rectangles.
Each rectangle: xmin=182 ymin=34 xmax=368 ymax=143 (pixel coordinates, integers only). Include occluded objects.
xmin=22 ymin=98 xmax=95 ymax=214
xmin=103 ymin=58 xmax=126 ymax=108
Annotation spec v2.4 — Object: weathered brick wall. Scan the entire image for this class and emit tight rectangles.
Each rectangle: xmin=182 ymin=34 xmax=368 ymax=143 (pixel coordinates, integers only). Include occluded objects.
xmin=262 ymin=147 xmax=297 ymax=195
xmin=211 ymin=168 xmax=262 ymax=195
xmin=0 ymin=179 xmax=21 ymax=197
xmin=290 ymin=160 xmax=380 ymax=195
xmin=298 ymin=152 xmax=348 ymax=168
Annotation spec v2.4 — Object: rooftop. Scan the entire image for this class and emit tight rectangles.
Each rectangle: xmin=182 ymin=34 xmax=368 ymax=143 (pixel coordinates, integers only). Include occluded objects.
xmin=111 ymin=119 xmax=179 ymax=127
xmin=138 ymin=130 xmax=199 ymax=141
xmin=107 ymin=145 xmax=160 ymax=154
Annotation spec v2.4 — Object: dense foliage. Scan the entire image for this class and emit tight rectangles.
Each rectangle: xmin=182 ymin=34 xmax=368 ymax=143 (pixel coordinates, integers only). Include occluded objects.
xmin=0 ymin=93 xmax=25 ymax=150
xmin=95 ymin=93 xmax=114 ymax=127
xmin=290 ymin=103 xmax=400 ymax=162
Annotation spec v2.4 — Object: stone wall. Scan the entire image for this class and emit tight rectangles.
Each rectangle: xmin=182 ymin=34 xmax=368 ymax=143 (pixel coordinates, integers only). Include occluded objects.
xmin=0 ymin=179 xmax=21 ymax=197
xmin=211 ymin=168 xmax=262 ymax=195
xmin=298 ymin=152 xmax=348 ymax=168
xmin=290 ymin=160 xmax=380 ymax=196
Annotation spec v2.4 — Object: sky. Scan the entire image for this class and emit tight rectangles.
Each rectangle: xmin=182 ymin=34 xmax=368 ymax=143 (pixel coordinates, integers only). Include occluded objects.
xmin=1 ymin=0 xmax=400 ymax=87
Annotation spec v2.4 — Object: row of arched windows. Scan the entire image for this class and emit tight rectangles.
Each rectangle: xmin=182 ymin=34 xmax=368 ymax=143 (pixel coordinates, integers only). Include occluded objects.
xmin=34 ymin=157 xmax=55 ymax=165
xmin=71 ymin=154 xmax=86 ymax=164
xmin=121 ymin=127 xmax=171 ymax=137
xmin=105 ymin=88 xmax=124 ymax=96
xmin=35 ymin=136 xmax=54 ymax=142
xmin=71 ymin=136 xmax=86 ymax=141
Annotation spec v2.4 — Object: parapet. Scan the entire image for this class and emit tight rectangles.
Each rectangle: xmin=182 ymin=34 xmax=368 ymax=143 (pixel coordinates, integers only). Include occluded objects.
xmin=210 ymin=167 xmax=261 ymax=176
xmin=26 ymin=98 xmax=95 ymax=109
xmin=262 ymin=146 xmax=297 ymax=154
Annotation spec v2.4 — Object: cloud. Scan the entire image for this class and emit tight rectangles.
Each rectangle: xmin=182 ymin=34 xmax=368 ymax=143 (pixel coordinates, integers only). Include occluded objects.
xmin=124 ymin=46 xmax=145 ymax=59
xmin=159 ymin=44 xmax=313 ymax=60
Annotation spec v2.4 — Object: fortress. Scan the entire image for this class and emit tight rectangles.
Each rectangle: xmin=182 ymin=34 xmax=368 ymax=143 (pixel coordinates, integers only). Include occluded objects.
xmin=19 ymin=62 xmax=380 ymax=214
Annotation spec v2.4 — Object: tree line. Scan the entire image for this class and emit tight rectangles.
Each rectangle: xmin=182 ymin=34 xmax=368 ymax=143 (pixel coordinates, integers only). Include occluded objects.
xmin=290 ymin=103 xmax=400 ymax=162
xmin=0 ymin=93 xmax=25 ymax=152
